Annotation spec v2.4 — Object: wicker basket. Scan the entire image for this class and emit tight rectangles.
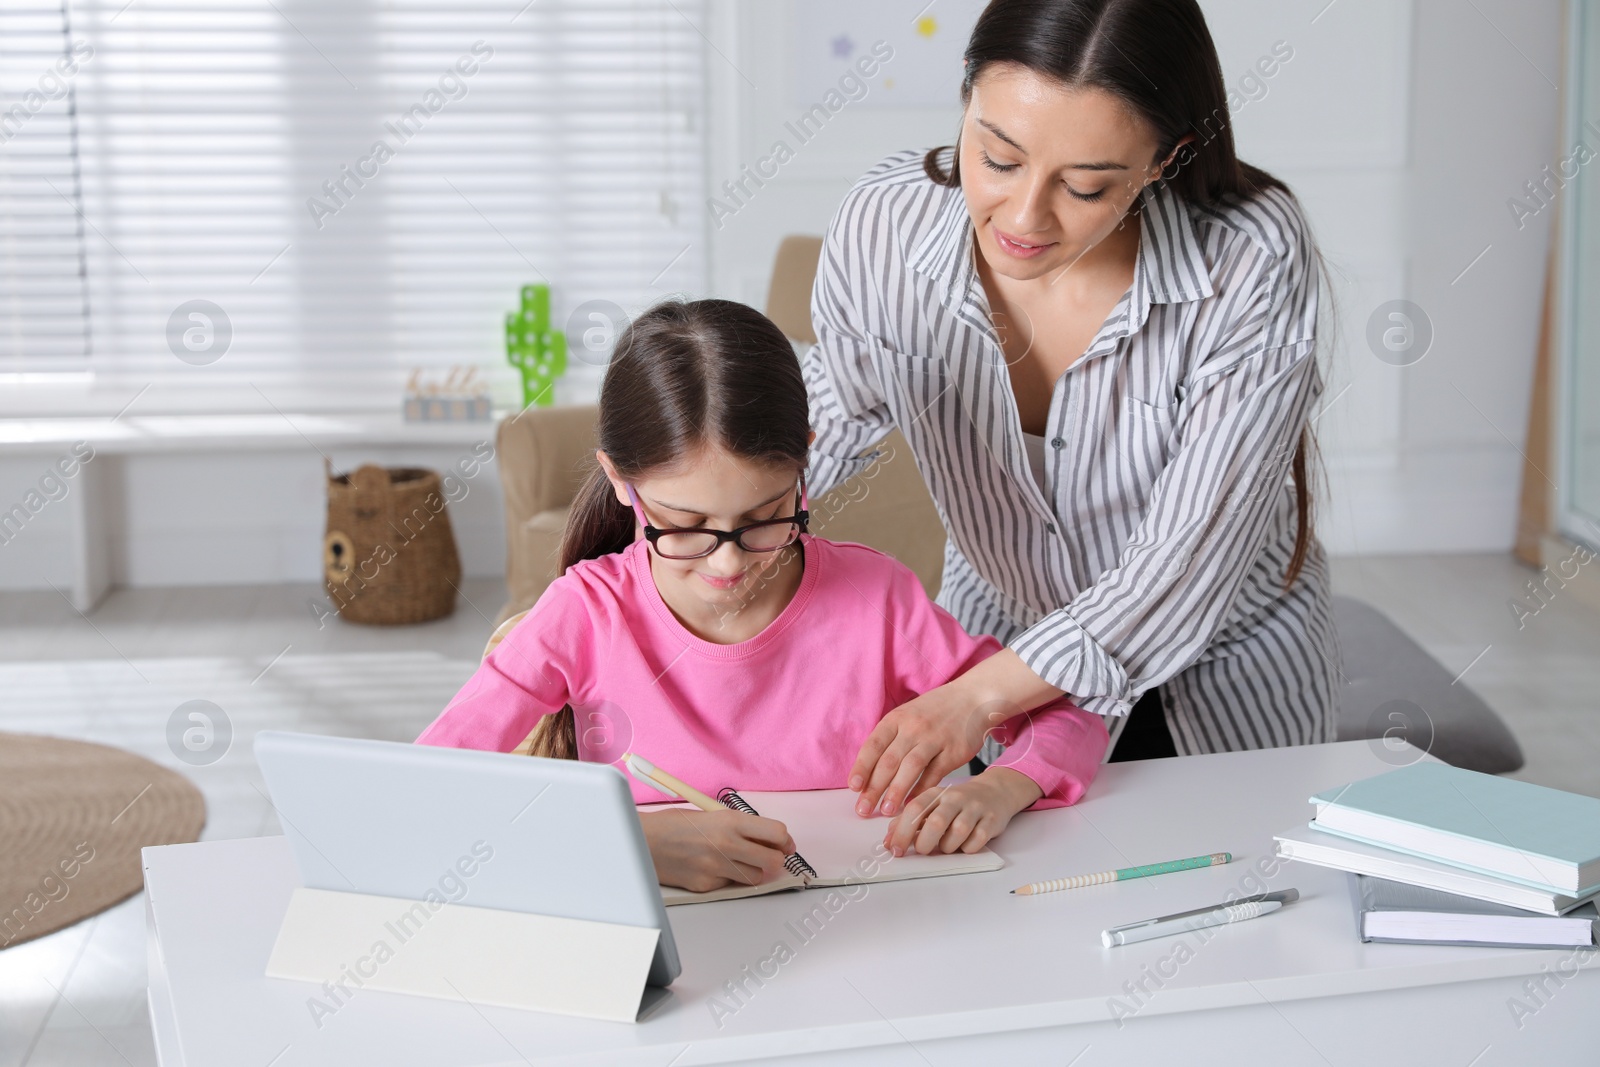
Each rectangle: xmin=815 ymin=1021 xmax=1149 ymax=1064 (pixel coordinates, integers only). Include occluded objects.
xmin=323 ymin=463 xmax=461 ymax=625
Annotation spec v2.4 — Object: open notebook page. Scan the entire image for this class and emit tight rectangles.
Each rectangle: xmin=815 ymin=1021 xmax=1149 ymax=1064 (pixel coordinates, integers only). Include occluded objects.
xmin=642 ymin=787 xmax=1003 ymax=906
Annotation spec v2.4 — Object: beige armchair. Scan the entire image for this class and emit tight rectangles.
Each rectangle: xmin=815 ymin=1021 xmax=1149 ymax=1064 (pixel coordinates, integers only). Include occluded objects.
xmin=493 ymin=403 xmax=601 ymax=626
xmin=492 ymin=236 xmax=945 ymax=626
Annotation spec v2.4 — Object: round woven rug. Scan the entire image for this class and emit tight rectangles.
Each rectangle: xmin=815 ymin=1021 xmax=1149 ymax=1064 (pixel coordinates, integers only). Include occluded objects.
xmin=0 ymin=732 xmax=206 ymax=950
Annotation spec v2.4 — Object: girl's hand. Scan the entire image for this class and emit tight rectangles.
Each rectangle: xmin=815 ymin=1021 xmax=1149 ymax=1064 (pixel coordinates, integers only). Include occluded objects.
xmin=882 ymin=766 xmax=1042 ymax=856
xmin=639 ymin=808 xmax=796 ymax=893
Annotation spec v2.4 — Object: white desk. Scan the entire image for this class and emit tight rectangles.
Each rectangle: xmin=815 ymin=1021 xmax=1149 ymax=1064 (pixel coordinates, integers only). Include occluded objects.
xmin=143 ymin=742 xmax=1600 ymax=1066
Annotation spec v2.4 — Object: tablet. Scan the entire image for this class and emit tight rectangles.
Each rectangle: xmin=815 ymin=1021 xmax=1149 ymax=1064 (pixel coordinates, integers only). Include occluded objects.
xmin=254 ymin=730 xmax=680 ymax=987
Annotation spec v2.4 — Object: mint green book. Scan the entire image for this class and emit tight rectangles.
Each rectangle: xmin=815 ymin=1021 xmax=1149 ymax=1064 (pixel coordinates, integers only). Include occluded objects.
xmin=1310 ymin=763 xmax=1600 ymax=894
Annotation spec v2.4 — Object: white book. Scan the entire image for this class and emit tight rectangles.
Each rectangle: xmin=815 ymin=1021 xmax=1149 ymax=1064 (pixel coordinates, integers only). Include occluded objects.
xmin=1353 ymin=875 xmax=1599 ymax=949
xmin=1274 ymin=823 xmax=1600 ymax=917
xmin=644 ymin=788 xmax=1004 ymax=906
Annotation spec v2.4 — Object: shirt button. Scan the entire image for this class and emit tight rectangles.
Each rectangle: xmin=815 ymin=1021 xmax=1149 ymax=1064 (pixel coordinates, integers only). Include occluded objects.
xmin=1045 ymin=523 xmax=1057 ymax=535
xmin=1050 ymin=437 xmax=1065 ymax=448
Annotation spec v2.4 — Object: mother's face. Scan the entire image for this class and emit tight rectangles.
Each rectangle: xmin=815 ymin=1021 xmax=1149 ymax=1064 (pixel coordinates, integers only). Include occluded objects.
xmin=958 ymin=63 xmax=1169 ymax=282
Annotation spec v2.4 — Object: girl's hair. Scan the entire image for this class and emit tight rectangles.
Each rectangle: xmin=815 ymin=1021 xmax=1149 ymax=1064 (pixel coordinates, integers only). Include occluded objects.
xmin=925 ymin=0 xmax=1317 ymax=588
xmin=524 ymin=298 xmax=811 ymax=759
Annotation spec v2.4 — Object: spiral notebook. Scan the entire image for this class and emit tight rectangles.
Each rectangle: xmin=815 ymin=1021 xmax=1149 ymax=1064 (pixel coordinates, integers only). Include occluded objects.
xmin=646 ymin=787 xmax=1005 ymax=906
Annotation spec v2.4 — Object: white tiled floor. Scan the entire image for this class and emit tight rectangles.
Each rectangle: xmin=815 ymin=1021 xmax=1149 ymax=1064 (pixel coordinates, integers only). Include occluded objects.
xmin=0 ymin=559 xmax=1597 ymax=1066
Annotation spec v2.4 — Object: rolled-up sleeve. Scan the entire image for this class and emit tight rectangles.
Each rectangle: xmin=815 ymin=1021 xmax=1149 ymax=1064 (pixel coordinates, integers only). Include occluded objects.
xmin=802 ymin=184 xmax=899 ymax=497
xmin=1012 ymin=241 xmax=1323 ymax=719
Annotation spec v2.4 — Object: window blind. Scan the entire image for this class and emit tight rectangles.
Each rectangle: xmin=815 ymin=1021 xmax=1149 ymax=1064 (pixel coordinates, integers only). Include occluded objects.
xmin=0 ymin=0 xmax=91 ymax=373
xmin=63 ymin=0 xmax=707 ymax=405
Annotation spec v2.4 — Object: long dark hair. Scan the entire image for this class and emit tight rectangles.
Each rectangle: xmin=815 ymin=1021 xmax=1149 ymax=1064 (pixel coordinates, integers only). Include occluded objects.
xmin=926 ymin=0 xmax=1317 ymax=587
xmin=525 ymin=298 xmax=811 ymax=758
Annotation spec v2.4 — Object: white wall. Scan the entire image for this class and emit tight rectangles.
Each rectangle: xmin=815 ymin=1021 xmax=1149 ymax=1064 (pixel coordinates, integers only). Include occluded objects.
xmin=704 ymin=0 xmax=1565 ymax=556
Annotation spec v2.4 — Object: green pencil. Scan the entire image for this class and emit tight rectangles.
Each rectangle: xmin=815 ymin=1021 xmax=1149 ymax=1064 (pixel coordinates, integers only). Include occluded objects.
xmin=1011 ymin=852 xmax=1231 ymax=896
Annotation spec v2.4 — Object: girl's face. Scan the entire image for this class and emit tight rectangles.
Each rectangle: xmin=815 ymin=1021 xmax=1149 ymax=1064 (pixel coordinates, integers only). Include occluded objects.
xmin=958 ymin=63 xmax=1173 ymax=282
xmin=599 ymin=443 xmax=807 ymax=615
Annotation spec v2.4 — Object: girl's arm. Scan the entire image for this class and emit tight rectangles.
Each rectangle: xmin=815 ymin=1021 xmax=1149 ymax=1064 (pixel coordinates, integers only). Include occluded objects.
xmin=868 ymin=562 xmax=1110 ymax=853
xmin=417 ymin=642 xmax=576 ymax=752
xmin=882 ymin=766 xmax=1040 ymax=857
xmin=416 ymin=658 xmax=561 ymax=752
xmin=415 ymin=583 xmax=592 ymax=753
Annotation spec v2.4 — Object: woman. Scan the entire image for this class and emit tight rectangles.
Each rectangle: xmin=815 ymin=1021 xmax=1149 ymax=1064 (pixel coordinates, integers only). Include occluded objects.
xmin=804 ymin=0 xmax=1340 ymax=823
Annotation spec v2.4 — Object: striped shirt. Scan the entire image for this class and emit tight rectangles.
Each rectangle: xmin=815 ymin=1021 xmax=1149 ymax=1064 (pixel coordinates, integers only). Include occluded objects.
xmin=802 ymin=147 xmax=1340 ymax=755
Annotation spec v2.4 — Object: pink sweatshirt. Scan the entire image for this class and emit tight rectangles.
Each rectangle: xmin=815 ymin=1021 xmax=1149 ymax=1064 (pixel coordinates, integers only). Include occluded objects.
xmin=416 ymin=536 xmax=1108 ymax=808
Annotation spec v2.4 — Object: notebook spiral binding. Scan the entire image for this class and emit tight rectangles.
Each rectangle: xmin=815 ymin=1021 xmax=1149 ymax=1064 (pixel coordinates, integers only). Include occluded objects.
xmin=783 ymin=853 xmax=819 ymax=879
xmin=717 ymin=788 xmax=820 ymax=880
xmin=715 ymin=787 xmax=760 ymax=816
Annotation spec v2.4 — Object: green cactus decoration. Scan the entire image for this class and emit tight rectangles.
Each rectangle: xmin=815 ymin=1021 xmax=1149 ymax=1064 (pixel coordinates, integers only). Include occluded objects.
xmin=504 ymin=283 xmax=568 ymax=408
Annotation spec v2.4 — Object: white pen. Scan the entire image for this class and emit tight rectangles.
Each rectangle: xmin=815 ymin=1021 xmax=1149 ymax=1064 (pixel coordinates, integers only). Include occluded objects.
xmin=1101 ymin=889 xmax=1300 ymax=947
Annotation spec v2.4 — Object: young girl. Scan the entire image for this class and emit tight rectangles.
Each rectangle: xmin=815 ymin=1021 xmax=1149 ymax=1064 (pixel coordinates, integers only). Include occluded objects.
xmin=416 ymin=298 xmax=1108 ymax=893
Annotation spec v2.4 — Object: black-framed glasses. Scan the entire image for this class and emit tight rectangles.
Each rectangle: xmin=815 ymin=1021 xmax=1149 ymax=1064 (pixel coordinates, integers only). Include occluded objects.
xmin=625 ymin=480 xmax=809 ymax=561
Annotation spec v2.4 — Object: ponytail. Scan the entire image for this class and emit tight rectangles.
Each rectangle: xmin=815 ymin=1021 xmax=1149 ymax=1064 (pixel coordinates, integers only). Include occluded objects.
xmin=559 ymin=467 xmax=637 ymax=574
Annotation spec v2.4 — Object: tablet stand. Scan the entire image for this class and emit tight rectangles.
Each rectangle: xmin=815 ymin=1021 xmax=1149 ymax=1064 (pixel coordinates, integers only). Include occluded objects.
xmin=266 ymin=887 xmax=665 ymax=1023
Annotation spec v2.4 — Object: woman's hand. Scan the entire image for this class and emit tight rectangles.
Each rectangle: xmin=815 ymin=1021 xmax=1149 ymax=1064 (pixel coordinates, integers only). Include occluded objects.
xmin=848 ymin=683 xmax=994 ymax=817
xmin=882 ymin=766 xmax=1042 ymax=856
xmin=850 ymin=649 xmax=1065 ymax=817
xmin=639 ymin=808 xmax=795 ymax=893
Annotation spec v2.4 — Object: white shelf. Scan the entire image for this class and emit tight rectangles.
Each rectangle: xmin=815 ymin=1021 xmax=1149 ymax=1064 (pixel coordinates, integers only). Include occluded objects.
xmin=0 ymin=411 xmax=511 ymax=456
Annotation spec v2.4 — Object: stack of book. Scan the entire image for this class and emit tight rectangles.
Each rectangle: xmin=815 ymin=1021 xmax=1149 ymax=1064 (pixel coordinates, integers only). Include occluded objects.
xmin=1274 ymin=761 xmax=1600 ymax=949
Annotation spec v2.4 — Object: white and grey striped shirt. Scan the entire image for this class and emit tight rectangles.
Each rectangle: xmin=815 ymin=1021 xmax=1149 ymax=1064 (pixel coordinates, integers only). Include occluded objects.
xmin=802 ymin=147 xmax=1339 ymax=755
